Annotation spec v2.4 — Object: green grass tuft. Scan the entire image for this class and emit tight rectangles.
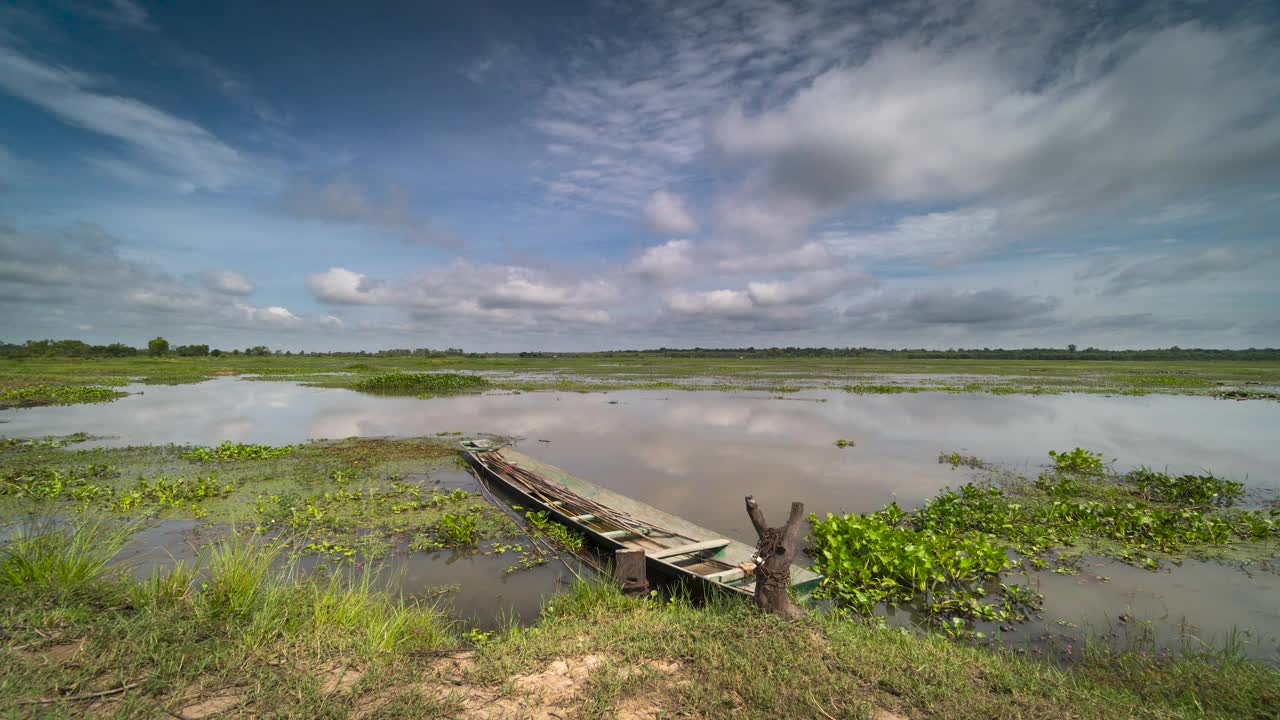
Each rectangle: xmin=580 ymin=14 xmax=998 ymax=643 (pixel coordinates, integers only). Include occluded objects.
xmin=0 ymin=517 xmax=132 ymax=597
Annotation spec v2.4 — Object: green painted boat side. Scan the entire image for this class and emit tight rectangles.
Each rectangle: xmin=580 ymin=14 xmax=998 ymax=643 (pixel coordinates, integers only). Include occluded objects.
xmin=470 ymin=446 xmax=822 ymax=595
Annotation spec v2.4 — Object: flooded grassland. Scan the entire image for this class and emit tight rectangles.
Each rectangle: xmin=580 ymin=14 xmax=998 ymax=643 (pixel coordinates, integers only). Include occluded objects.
xmin=2 ymin=363 xmax=1279 ymax=718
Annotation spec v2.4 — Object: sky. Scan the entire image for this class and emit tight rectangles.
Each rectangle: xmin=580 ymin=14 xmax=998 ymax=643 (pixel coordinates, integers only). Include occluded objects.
xmin=1 ymin=0 xmax=1278 ymax=352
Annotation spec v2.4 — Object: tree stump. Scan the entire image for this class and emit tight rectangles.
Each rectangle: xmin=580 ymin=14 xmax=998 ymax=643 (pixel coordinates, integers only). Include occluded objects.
xmin=744 ymin=495 xmax=806 ymax=619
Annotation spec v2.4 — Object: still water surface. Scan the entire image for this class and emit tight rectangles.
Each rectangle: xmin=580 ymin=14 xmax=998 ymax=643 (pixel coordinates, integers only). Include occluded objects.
xmin=3 ymin=378 xmax=1277 ymax=657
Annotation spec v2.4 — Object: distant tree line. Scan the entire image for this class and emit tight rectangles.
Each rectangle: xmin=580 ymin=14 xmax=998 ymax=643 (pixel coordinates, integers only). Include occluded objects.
xmin=0 ymin=340 xmax=467 ymax=359
xmin=507 ymin=346 xmax=1280 ymax=361
xmin=1 ymin=339 xmax=1277 ymax=362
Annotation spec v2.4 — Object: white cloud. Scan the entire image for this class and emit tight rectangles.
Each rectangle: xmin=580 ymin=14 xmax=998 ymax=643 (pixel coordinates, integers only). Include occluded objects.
xmin=631 ymin=239 xmax=694 ymax=284
xmin=532 ymin=0 xmax=862 ymax=215
xmin=821 ymin=208 xmax=1002 ymax=264
xmin=661 ymin=268 xmax=871 ymax=325
xmin=716 ymin=242 xmax=833 ymax=274
xmin=0 ymin=223 xmax=336 ymax=342
xmin=747 ymin=270 xmax=868 ymax=307
xmin=306 ymin=262 xmax=620 ymax=331
xmin=0 ymin=43 xmax=263 ymax=192
xmin=304 ymin=267 xmax=392 ymax=305
xmin=253 ymin=305 xmax=300 ymax=325
xmin=202 ymin=270 xmax=255 ymax=296
xmin=666 ymin=289 xmax=753 ymax=317
xmin=643 ymin=191 xmax=697 ymax=234
xmin=712 ymin=18 xmax=1280 ymax=252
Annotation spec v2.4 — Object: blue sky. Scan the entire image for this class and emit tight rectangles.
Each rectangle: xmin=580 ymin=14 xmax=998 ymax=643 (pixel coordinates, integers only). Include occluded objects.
xmin=1 ymin=0 xmax=1277 ymax=351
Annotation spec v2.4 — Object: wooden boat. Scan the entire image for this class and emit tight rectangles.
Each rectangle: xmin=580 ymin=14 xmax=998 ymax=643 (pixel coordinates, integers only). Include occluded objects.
xmin=461 ymin=440 xmax=822 ymax=597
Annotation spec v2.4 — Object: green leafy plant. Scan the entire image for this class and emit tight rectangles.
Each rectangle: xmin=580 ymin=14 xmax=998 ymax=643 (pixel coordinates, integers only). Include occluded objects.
xmin=808 ymin=504 xmax=1012 ymax=619
xmin=439 ymin=512 xmax=480 ymax=546
xmin=182 ymin=440 xmax=297 ymax=462
xmin=0 ymin=385 xmax=126 ymax=408
xmin=354 ymin=372 xmax=490 ymax=394
xmin=1126 ymin=468 xmax=1244 ymax=507
xmin=938 ymin=452 xmax=989 ymax=469
xmin=1048 ymin=447 xmax=1106 ymax=474
xmin=526 ymin=510 xmax=584 ymax=552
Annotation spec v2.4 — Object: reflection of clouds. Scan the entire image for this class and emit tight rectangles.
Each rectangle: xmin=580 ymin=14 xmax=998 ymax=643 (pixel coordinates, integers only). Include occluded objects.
xmin=211 ymin=417 xmax=253 ymax=440
xmin=307 ymin=408 xmax=373 ymax=440
xmin=633 ymin=442 xmax=693 ymax=477
xmin=4 ymin=381 xmax=1278 ymax=517
xmin=661 ymin=399 xmax=834 ymax=440
xmin=825 ymin=392 xmax=1058 ymax=432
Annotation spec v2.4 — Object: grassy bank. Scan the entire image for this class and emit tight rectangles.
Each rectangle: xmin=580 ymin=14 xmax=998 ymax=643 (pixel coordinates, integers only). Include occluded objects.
xmin=1 ymin=519 xmax=1276 ymax=719
xmin=2 ymin=355 xmax=1279 ymax=405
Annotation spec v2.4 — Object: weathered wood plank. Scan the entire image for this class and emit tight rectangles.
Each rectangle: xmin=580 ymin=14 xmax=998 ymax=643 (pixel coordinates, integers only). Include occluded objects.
xmin=649 ymin=539 xmax=731 ymax=559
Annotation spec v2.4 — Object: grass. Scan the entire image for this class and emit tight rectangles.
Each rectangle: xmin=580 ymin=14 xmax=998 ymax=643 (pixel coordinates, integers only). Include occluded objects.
xmin=1 ymin=551 xmax=1276 ymax=718
xmin=0 ymin=517 xmax=133 ymax=599
xmin=3 ymin=354 xmax=1279 ymax=400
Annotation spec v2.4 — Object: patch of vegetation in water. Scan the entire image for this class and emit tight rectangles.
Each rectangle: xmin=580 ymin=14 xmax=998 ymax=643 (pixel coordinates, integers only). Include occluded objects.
xmin=809 ymin=503 xmax=1034 ymax=627
xmin=0 ymin=384 xmax=128 ymax=408
xmin=182 ymin=440 xmax=299 ymax=462
xmin=811 ymin=448 xmax=1279 ymax=629
xmin=842 ymin=383 xmax=955 ymax=394
xmin=0 ymin=436 xmax=516 ymax=561
xmin=938 ymin=451 xmax=989 ymax=469
xmin=0 ymin=432 xmax=93 ymax=451
xmin=1126 ymin=467 xmax=1245 ymax=507
xmin=353 ymin=372 xmax=490 ymax=394
xmin=1047 ymin=447 xmax=1106 ymax=474
xmin=1114 ymin=374 xmax=1212 ymax=388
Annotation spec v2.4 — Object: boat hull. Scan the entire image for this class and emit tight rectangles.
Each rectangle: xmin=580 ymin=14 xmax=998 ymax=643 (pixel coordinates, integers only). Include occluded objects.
xmin=462 ymin=446 xmax=822 ymax=598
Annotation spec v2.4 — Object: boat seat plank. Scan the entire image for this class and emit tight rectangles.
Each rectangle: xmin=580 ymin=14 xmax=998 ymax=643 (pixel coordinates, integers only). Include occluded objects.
xmin=648 ymin=539 xmax=730 ymax=559
xmin=703 ymin=567 xmax=747 ymax=584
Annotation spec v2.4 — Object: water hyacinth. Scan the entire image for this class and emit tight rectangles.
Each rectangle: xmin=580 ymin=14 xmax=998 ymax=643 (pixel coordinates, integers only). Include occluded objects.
xmin=353 ymin=372 xmax=490 ymax=394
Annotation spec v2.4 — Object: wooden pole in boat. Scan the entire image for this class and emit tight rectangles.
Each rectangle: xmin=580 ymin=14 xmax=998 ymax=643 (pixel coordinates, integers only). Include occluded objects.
xmin=744 ymin=496 xmax=805 ymax=620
